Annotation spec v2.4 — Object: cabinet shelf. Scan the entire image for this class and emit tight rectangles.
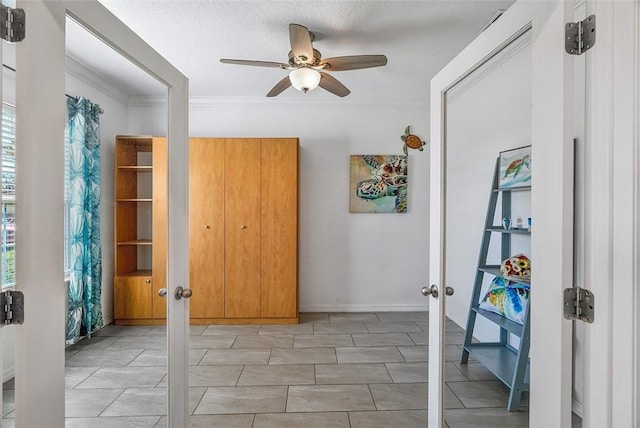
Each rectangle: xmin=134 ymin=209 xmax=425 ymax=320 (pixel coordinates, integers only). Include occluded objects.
xmin=118 ymin=165 xmax=152 ymax=172
xmin=117 ymin=239 xmax=152 ymax=246
xmin=117 ymin=270 xmax=151 ymax=278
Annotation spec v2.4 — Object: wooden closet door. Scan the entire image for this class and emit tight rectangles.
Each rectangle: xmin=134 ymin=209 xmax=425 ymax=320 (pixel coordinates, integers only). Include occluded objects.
xmin=261 ymin=139 xmax=298 ymax=318
xmin=151 ymin=137 xmax=167 ymax=320
xmin=225 ymin=139 xmax=261 ymax=318
xmin=189 ymin=138 xmax=225 ymax=319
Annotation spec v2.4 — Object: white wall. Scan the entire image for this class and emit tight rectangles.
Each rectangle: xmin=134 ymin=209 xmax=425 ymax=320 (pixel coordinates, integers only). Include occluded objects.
xmin=125 ymin=97 xmax=430 ymax=311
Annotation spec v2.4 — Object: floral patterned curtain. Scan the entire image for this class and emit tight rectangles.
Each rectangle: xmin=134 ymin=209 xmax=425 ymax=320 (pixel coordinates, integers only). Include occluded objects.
xmin=65 ymin=97 xmax=103 ymax=344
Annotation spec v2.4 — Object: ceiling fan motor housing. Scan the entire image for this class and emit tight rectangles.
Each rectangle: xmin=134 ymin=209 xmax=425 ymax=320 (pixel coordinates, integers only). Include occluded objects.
xmin=288 ymin=48 xmax=322 ymax=67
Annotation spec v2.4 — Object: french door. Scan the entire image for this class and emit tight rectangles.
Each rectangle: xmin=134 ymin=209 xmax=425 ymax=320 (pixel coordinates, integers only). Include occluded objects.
xmin=428 ymin=1 xmax=575 ymax=427
xmin=12 ymin=1 xmax=190 ymax=426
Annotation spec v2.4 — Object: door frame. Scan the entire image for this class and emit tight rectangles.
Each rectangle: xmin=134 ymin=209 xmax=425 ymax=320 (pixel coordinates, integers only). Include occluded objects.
xmin=582 ymin=1 xmax=639 ymax=426
xmin=14 ymin=1 xmax=189 ymax=426
xmin=428 ymin=1 xmax=575 ymax=426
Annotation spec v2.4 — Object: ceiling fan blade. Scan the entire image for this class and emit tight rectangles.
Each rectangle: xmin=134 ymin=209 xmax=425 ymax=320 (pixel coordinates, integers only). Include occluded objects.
xmin=266 ymin=76 xmax=292 ymax=97
xmin=320 ymin=55 xmax=388 ymax=71
xmin=220 ymin=59 xmax=289 ymax=69
xmin=318 ymin=72 xmax=350 ymax=97
xmin=289 ymin=23 xmax=314 ymax=63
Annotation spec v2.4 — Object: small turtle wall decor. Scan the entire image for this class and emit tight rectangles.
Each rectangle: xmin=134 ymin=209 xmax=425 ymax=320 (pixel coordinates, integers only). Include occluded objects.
xmin=400 ymin=125 xmax=426 ymax=155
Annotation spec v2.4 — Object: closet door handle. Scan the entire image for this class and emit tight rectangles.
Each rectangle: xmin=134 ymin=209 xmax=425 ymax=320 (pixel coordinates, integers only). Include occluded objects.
xmin=203 ymin=225 xmax=210 ymax=229
xmin=240 ymin=225 xmax=247 ymax=230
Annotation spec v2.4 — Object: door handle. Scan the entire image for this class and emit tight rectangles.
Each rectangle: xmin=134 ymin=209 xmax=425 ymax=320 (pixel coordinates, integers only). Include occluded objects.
xmin=175 ymin=286 xmax=192 ymax=300
xmin=421 ymin=285 xmax=455 ymax=298
xmin=158 ymin=288 xmax=167 ymax=297
xmin=421 ymin=285 xmax=439 ymax=298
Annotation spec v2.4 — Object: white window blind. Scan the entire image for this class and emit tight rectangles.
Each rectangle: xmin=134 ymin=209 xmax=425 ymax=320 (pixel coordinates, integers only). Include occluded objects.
xmin=1 ymin=104 xmax=72 ymax=288
xmin=1 ymin=104 xmax=16 ymax=287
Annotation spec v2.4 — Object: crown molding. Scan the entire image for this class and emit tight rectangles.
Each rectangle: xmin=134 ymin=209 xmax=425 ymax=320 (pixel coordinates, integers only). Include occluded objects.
xmin=66 ymin=56 xmax=129 ymax=105
xmin=128 ymin=95 xmax=428 ymax=111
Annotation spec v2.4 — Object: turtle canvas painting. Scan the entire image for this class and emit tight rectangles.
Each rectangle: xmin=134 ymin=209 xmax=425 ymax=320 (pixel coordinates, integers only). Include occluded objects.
xmin=350 ymin=155 xmax=408 ymax=213
xmin=498 ymin=145 xmax=531 ymax=189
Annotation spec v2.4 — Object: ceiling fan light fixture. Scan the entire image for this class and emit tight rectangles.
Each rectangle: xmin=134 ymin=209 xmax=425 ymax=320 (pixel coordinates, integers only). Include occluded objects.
xmin=289 ymin=67 xmax=321 ymax=93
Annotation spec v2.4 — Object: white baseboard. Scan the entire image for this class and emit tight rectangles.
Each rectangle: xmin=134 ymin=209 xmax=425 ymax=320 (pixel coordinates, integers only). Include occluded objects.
xmin=299 ymin=304 xmax=428 ymax=313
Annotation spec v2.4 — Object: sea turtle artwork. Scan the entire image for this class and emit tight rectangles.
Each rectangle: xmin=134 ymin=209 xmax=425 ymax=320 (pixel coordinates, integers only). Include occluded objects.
xmin=350 ymin=154 xmax=408 ymax=213
xmin=504 ymin=154 xmax=530 ymax=179
xmin=400 ymin=125 xmax=426 ymax=155
xmin=498 ymin=146 xmax=532 ymax=189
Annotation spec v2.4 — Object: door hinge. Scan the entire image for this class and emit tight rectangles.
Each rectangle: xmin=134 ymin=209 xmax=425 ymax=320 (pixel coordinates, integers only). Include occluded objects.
xmin=565 ymin=15 xmax=595 ymax=55
xmin=0 ymin=290 xmax=24 ymax=326
xmin=0 ymin=4 xmax=25 ymax=43
xmin=563 ymin=287 xmax=594 ymax=323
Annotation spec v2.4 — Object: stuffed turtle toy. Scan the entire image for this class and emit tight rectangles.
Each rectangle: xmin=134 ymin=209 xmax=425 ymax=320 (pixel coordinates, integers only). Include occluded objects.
xmin=401 ymin=125 xmax=426 ymax=155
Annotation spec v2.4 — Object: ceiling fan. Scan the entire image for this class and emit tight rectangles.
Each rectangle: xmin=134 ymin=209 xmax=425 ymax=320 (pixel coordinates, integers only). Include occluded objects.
xmin=220 ymin=23 xmax=387 ymax=97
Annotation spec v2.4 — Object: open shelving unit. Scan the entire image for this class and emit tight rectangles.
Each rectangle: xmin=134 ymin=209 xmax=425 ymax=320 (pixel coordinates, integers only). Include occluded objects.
xmin=461 ymin=158 xmax=531 ymax=412
xmin=113 ymin=136 xmax=166 ymax=324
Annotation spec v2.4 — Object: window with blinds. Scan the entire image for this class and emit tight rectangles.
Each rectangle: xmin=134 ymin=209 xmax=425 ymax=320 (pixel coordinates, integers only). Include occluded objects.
xmin=1 ymin=105 xmax=72 ymax=288
xmin=2 ymin=104 xmax=16 ymax=287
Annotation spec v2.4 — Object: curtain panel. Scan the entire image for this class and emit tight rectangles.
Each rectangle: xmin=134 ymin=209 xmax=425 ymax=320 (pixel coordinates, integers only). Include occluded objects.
xmin=65 ymin=97 xmax=103 ymax=344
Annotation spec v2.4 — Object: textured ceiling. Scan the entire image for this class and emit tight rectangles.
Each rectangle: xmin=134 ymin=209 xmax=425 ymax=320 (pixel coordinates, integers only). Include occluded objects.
xmin=65 ymin=0 xmax=515 ymax=103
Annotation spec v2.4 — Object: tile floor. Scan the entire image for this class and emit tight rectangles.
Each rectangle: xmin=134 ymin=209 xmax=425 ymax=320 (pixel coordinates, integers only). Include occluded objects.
xmin=1 ymin=312 xmax=579 ymax=427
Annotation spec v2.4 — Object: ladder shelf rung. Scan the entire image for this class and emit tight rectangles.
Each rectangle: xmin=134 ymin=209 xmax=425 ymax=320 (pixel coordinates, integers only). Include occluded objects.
xmin=472 ymin=307 xmax=525 ymax=337
xmin=478 ymin=266 xmax=501 ymax=276
xmin=492 ymin=185 xmax=531 ymax=193
xmin=486 ymin=227 xmax=531 ymax=235
xmin=463 ymin=343 xmax=530 ymax=388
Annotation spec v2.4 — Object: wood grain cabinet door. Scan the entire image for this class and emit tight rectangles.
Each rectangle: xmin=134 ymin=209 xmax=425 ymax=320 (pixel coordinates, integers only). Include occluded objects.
xmin=261 ymin=139 xmax=298 ymax=318
xmin=225 ymin=139 xmax=262 ymax=318
xmin=189 ymin=138 xmax=225 ymax=318
xmin=114 ymin=276 xmax=153 ymax=320
xmin=152 ymin=137 xmax=167 ymax=319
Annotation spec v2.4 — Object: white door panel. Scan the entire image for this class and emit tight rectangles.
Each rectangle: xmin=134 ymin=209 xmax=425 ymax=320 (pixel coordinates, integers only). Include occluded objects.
xmin=14 ymin=1 xmax=189 ymax=426
xmin=582 ymin=1 xmax=639 ymax=426
xmin=429 ymin=1 xmax=575 ymax=427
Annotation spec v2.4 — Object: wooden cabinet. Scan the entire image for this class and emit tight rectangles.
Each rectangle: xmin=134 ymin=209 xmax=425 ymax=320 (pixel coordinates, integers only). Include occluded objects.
xmin=114 ymin=136 xmax=298 ymax=325
xmin=189 ymin=138 xmax=299 ymax=324
xmin=113 ymin=136 xmax=166 ymax=325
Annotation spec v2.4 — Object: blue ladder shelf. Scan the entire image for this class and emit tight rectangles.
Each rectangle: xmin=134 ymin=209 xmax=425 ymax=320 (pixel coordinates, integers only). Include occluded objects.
xmin=460 ymin=158 xmax=531 ymax=412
